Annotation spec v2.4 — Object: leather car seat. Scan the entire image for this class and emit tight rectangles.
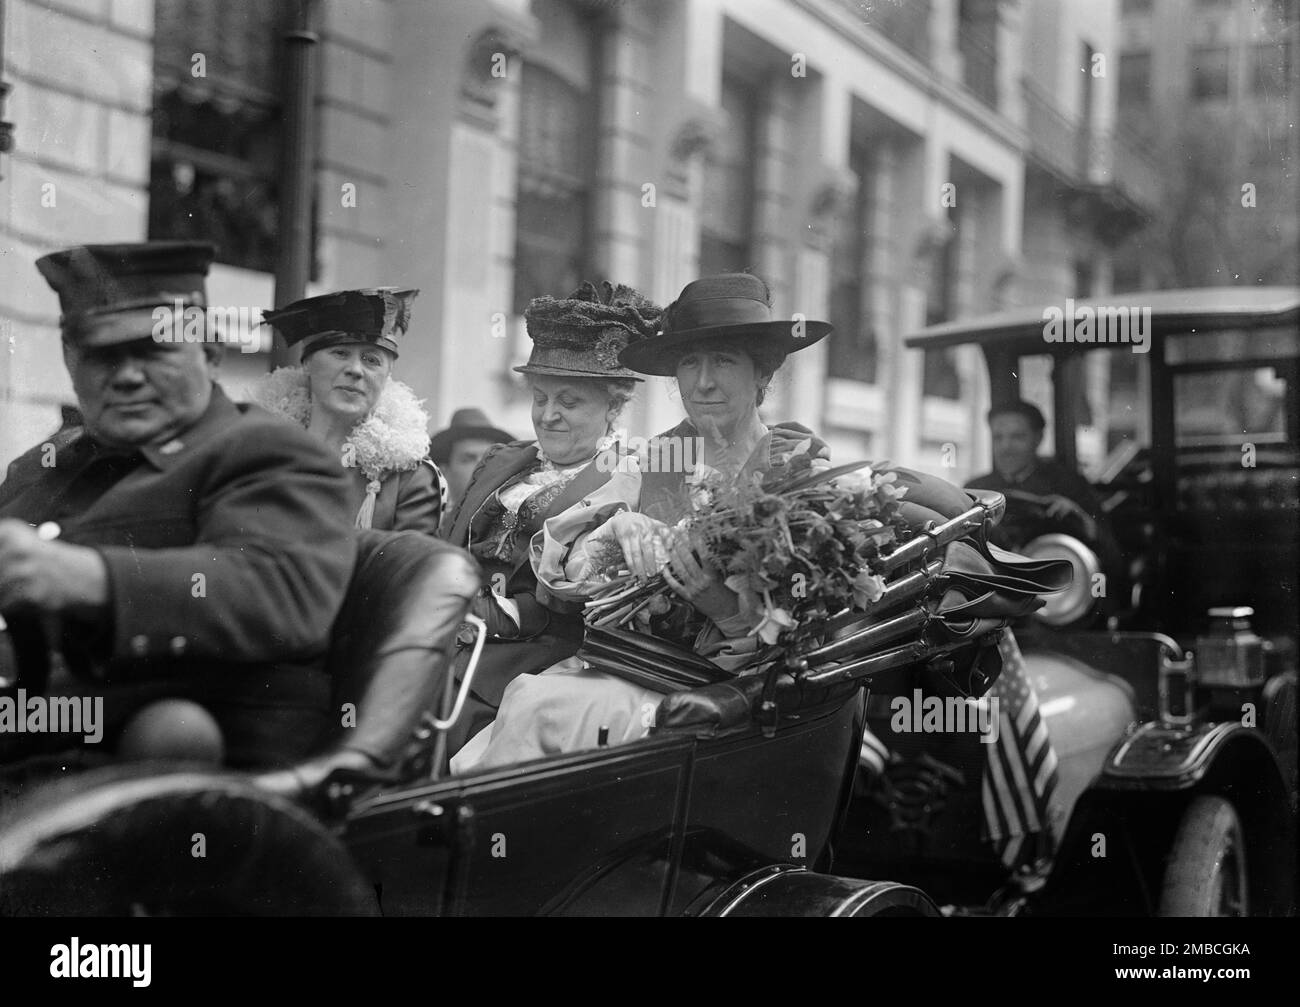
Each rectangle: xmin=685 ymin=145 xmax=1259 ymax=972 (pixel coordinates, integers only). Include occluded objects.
xmin=257 ymin=530 xmax=480 ymax=796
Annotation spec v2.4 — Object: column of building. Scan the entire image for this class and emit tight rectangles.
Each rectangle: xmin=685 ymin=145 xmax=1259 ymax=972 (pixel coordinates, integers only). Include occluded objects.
xmin=640 ymin=0 xmax=722 ymax=439
xmin=591 ymin=3 xmax=655 ymax=290
xmin=438 ymin=13 xmax=535 ymax=430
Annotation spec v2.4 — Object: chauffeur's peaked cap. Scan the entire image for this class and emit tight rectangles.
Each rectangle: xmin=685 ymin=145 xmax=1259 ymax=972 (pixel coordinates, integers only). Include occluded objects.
xmin=262 ymin=287 xmax=419 ymax=358
xmin=35 ymin=241 xmax=217 ymax=347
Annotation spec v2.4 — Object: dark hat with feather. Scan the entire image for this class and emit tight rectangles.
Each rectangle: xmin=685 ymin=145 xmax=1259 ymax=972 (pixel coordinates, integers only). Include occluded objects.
xmin=516 ymin=281 xmax=661 ymax=382
xmin=262 ymin=287 xmax=418 ymax=359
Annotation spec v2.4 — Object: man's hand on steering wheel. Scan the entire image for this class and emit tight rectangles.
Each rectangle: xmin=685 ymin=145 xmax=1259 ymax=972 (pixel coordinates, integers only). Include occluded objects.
xmin=0 ymin=519 xmax=109 ymax=615
xmin=1040 ymin=494 xmax=1099 ymax=539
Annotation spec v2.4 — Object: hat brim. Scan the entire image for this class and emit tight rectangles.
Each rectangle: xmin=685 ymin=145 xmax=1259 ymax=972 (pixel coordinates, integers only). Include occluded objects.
xmin=63 ymin=306 xmax=211 ymax=348
xmin=617 ymin=320 xmax=832 ymax=376
xmin=430 ymin=424 xmax=513 ymax=462
xmin=298 ymin=333 xmax=400 ymax=359
xmin=513 ymin=363 xmax=645 ymax=381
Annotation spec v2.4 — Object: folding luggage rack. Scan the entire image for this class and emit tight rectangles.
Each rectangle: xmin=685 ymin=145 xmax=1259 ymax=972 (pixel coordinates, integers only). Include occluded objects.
xmin=795 ymin=490 xmax=1011 ymax=688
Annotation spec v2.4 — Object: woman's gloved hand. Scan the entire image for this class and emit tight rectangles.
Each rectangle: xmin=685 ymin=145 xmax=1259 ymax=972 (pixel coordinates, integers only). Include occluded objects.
xmin=608 ymin=511 xmax=672 ymax=580
xmin=661 ymin=532 xmax=740 ymax=625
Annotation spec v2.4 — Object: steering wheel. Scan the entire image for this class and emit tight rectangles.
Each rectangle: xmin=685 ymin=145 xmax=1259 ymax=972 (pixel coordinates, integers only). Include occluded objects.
xmin=996 ymin=490 xmax=1131 ymax=627
xmin=995 ymin=489 xmax=1100 ymax=552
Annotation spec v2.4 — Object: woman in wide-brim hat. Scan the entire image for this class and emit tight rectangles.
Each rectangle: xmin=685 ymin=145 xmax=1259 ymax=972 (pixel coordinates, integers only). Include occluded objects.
xmin=438 ymin=280 xmax=662 ymax=756
xmin=253 ymin=287 xmax=448 ymax=535
xmin=452 ymin=272 xmax=836 ymax=772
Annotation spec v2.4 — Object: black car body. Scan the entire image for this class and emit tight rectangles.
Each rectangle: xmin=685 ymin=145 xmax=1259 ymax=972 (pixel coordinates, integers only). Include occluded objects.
xmin=837 ymin=287 xmax=1299 ymax=916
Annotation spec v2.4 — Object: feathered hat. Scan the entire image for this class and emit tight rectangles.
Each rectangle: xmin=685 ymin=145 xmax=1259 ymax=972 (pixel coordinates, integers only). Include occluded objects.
xmin=516 ymin=281 xmax=661 ymax=382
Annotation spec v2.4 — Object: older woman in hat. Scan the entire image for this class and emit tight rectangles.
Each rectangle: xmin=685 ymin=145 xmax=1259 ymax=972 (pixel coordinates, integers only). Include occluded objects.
xmin=453 ymin=273 xmax=835 ymax=771
xmin=438 ymin=281 xmax=661 ymax=753
xmin=253 ymin=287 xmax=448 ymax=534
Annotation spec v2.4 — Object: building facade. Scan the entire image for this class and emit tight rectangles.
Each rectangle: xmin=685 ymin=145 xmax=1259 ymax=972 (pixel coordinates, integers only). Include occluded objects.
xmin=1115 ymin=0 xmax=1297 ymax=291
xmin=1 ymin=0 xmax=1157 ymax=482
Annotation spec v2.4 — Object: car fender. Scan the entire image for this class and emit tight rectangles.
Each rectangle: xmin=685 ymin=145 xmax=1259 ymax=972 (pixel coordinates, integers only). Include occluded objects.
xmin=1101 ymin=720 xmax=1285 ymax=791
xmin=1040 ymin=722 xmax=1295 ymax=915
xmin=697 ymin=864 xmax=942 ymax=917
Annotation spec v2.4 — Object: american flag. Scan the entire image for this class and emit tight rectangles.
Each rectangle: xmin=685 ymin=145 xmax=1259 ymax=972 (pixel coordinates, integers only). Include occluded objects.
xmin=979 ymin=630 xmax=1060 ymax=869
xmin=856 ymin=630 xmax=1062 ymax=870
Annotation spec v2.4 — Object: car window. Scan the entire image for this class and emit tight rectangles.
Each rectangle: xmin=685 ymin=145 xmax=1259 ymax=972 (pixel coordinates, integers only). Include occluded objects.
xmin=1174 ymin=367 xmax=1289 ymax=447
xmin=1007 ymin=350 xmax=1145 ymax=482
xmin=1164 ymin=325 xmax=1299 ymax=366
xmin=1016 ymin=353 xmax=1058 ymax=455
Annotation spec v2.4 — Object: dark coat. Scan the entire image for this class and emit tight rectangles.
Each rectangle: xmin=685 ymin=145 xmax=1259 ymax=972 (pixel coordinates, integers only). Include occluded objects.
xmin=638 ymin=418 xmax=830 ymax=523
xmin=0 ymin=385 xmax=357 ymax=767
xmin=343 ymin=458 xmax=445 ymax=535
xmin=966 ymin=457 xmax=1125 ymax=611
xmin=966 ymin=457 xmax=1108 ymax=538
xmin=442 ymin=439 xmax=620 ymax=709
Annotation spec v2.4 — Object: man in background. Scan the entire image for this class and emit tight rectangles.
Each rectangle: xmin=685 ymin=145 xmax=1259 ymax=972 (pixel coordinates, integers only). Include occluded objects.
xmin=967 ymin=399 xmax=1112 ymax=548
xmin=430 ymin=407 xmax=512 ymax=510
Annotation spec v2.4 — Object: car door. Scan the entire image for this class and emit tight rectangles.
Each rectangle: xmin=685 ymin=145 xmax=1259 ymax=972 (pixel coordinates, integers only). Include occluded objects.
xmin=344 ymin=733 xmax=696 ymax=916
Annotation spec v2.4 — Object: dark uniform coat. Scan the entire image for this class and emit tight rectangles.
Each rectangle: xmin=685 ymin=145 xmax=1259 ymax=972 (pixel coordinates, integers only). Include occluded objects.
xmin=966 ymin=457 xmax=1125 ymax=614
xmin=0 ymin=385 xmax=356 ymax=767
xmin=966 ymin=458 xmax=1108 ymax=544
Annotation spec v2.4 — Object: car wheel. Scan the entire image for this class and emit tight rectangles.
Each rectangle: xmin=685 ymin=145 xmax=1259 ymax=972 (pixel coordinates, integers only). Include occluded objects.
xmin=1157 ymin=795 xmax=1248 ymax=917
xmin=0 ymin=763 xmax=377 ymax=916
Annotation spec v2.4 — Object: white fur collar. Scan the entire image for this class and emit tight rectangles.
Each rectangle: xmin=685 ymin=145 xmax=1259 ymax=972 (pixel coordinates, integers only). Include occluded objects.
xmin=248 ymin=366 xmax=431 ymax=483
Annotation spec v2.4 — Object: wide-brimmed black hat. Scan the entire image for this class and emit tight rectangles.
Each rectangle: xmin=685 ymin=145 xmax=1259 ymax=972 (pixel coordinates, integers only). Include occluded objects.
xmin=618 ymin=273 xmax=831 ymax=376
xmin=430 ymin=408 xmax=513 ymax=464
xmin=515 ymin=281 xmax=660 ymax=381
xmin=262 ymin=287 xmax=418 ymax=359
xmin=35 ymin=241 xmax=216 ymax=347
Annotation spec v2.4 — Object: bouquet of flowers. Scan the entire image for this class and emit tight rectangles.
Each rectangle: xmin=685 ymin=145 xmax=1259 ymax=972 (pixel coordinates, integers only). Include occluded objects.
xmin=582 ymin=443 xmax=914 ymax=650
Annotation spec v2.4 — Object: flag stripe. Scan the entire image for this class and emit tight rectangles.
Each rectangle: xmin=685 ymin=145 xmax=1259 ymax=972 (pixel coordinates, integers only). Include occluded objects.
xmin=980 ymin=631 xmax=1061 ymax=869
xmin=996 ymin=729 xmax=1042 ymax=831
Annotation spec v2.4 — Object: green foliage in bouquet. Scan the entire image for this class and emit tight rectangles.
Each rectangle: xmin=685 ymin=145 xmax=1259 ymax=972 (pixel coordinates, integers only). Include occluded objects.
xmin=584 ymin=442 xmax=913 ymax=649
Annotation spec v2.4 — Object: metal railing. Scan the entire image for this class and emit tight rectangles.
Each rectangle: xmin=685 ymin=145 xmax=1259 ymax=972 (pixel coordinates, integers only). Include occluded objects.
xmin=1022 ymin=80 xmax=1164 ymax=210
xmin=1109 ymin=125 xmax=1165 ymax=211
xmin=1023 ymin=81 xmax=1086 ymax=181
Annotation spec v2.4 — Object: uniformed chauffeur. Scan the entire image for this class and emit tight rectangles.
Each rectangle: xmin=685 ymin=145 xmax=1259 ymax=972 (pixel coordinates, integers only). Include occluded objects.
xmin=0 ymin=241 xmax=356 ymax=769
